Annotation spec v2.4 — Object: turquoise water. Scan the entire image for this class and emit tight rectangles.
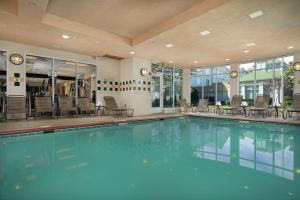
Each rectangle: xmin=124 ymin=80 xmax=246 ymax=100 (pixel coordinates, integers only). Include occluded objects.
xmin=0 ymin=117 xmax=299 ymax=200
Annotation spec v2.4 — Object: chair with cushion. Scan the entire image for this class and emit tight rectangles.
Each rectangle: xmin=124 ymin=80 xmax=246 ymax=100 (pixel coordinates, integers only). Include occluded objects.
xmin=35 ymin=96 xmax=53 ymax=118
xmin=197 ymin=99 xmax=209 ymax=112
xmin=249 ymin=95 xmax=270 ymax=117
xmin=58 ymin=96 xmax=77 ymax=117
xmin=103 ymin=96 xmax=134 ymax=117
xmin=6 ymin=95 xmax=27 ymax=119
xmin=222 ymin=95 xmax=243 ymax=115
xmin=286 ymin=93 xmax=300 ymax=118
xmin=180 ymin=98 xmax=193 ymax=112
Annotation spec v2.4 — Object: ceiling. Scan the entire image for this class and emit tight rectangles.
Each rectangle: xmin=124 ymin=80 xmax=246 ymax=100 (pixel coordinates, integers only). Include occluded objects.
xmin=0 ymin=0 xmax=299 ymax=68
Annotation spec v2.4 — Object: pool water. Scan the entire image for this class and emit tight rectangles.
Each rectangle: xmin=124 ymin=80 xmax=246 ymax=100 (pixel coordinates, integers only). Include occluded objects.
xmin=0 ymin=117 xmax=299 ymax=200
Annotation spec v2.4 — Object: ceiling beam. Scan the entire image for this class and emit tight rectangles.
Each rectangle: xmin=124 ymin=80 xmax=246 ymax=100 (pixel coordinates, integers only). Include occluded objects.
xmin=132 ymin=0 xmax=230 ymax=46
xmin=42 ymin=13 xmax=131 ymax=46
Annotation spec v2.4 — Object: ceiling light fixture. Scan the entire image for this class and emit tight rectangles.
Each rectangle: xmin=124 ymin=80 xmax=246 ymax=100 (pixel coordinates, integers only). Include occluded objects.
xmin=243 ymin=50 xmax=249 ymax=53
xmin=200 ymin=30 xmax=210 ymax=36
xmin=225 ymin=58 xmax=230 ymax=61
xmin=130 ymin=51 xmax=135 ymax=55
xmin=249 ymin=10 xmax=263 ymax=19
xmin=246 ymin=43 xmax=256 ymax=47
xmin=62 ymin=34 xmax=70 ymax=39
xmin=169 ymin=60 xmax=173 ymax=64
xmin=194 ymin=61 xmax=199 ymax=64
xmin=165 ymin=43 xmax=174 ymax=48
xmin=287 ymin=46 xmax=294 ymax=49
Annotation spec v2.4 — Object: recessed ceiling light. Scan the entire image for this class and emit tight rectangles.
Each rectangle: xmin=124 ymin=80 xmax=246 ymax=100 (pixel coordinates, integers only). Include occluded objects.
xmin=169 ymin=60 xmax=173 ymax=64
xmin=200 ymin=30 xmax=210 ymax=36
xmin=194 ymin=60 xmax=199 ymax=64
xmin=243 ymin=50 xmax=249 ymax=53
xmin=287 ymin=46 xmax=294 ymax=49
xmin=225 ymin=58 xmax=230 ymax=61
xmin=62 ymin=34 xmax=70 ymax=39
xmin=249 ymin=10 xmax=263 ymax=19
xmin=246 ymin=43 xmax=256 ymax=47
xmin=165 ymin=43 xmax=174 ymax=48
xmin=130 ymin=51 xmax=135 ymax=55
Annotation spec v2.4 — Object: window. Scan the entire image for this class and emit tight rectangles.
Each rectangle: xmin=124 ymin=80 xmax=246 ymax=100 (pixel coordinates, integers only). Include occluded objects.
xmin=174 ymin=68 xmax=183 ymax=107
xmin=163 ymin=67 xmax=173 ymax=108
xmin=190 ymin=66 xmax=231 ymax=106
xmin=239 ymin=56 xmax=293 ymax=106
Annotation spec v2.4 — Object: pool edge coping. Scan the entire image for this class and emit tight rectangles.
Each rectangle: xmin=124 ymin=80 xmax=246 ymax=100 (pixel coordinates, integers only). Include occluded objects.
xmin=0 ymin=115 xmax=181 ymax=136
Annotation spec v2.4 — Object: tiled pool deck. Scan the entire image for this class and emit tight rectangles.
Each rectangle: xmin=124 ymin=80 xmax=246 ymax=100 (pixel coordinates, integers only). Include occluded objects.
xmin=0 ymin=112 xmax=299 ymax=135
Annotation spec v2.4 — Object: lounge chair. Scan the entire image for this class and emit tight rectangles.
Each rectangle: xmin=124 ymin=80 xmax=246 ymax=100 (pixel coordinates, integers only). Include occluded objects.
xmin=58 ymin=96 xmax=77 ymax=117
xmin=103 ymin=96 xmax=134 ymax=117
xmin=78 ymin=97 xmax=96 ymax=116
xmin=222 ymin=95 xmax=243 ymax=115
xmin=286 ymin=93 xmax=300 ymax=118
xmin=35 ymin=96 xmax=53 ymax=118
xmin=249 ymin=95 xmax=270 ymax=117
xmin=197 ymin=99 xmax=209 ymax=112
xmin=6 ymin=95 xmax=27 ymax=119
xmin=180 ymin=98 xmax=192 ymax=112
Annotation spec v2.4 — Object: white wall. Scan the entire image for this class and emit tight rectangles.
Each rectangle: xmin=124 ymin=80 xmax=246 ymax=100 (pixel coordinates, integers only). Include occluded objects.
xmin=182 ymin=68 xmax=191 ymax=104
xmin=230 ymin=64 xmax=239 ymax=99
xmin=120 ymin=57 xmax=151 ymax=116
xmin=97 ymin=57 xmax=120 ymax=104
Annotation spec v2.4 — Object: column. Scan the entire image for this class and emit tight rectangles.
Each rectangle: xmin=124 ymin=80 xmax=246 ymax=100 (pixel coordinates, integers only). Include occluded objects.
xmin=230 ymin=63 xmax=239 ymax=99
xmin=182 ymin=68 xmax=191 ymax=103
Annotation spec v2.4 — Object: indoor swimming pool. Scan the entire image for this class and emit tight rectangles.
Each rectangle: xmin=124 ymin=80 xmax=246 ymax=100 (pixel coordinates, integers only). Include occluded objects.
xmin=0 ymin=117 xmax=299 ymax=200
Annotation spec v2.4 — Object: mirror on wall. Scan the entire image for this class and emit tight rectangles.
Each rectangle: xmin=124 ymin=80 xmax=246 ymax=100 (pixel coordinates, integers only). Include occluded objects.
xmin=26 ymin=55 xmax=53 ymax=116
xmin=77 ymin=63 xmax=97 ymax=103
xmin=0 ymin=51 xmax=7 ymax=117
xmin=54 ymin=59 xmax=77 ymax=98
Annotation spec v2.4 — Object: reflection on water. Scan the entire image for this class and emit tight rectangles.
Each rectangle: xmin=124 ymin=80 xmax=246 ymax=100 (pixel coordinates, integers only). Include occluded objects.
xmin=190 ymin=120 xmax=295 ymax=180
xmin=0 ymin=117 xmax=299 ymax=200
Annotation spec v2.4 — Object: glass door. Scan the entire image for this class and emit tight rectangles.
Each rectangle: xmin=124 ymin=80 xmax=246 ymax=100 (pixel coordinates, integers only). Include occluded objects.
xmin=0 ymin=51 xmax=7 ymax=118
xmin=151 ymin=73 xmax=162 ymax=113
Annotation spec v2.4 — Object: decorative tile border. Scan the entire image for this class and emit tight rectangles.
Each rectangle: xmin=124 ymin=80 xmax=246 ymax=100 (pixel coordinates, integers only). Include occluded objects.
xmin=97 ymin=79 xmax=151 ymax=92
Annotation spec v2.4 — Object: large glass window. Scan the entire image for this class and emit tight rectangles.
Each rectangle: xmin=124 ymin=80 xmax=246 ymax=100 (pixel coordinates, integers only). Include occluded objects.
xmin=190 ymin=66 xmax=231 ymax=106
xmin=239 ymin=62 xmax=255 ymax=105
xmin=151 ymin=63 xmax=162 ymax=108
xmin=163 ymin=67 xmax=173 ymax=108
xmin=0 ymin=51 xmax=7 ymax=117
xmin=174 ymin=68 xmax=183 ymax=107
xmin=239 ymin=56 xmax=293 ymax=106
xmin=190 ymin=69 xmax=203 ymax=105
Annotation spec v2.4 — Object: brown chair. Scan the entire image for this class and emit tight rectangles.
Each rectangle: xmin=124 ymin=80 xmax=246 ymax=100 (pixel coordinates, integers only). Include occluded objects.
xmin=180 ymin=98 xmax=192 ymax=112
xmin=103 ymin=96 xmax=134 ymax=117
xmin=249 ymin=95 xmax=270 ymax=117
xmin=287 ymin=93 xmax=300 ymax=118
xmin=222 ymin=95 xmax=243 ymax=115
xmin=78 ymin=97 xmax=96 ymax=116
xmin=58 ymin=96 xmax=77 ymax=117
xmin=197 ymin=99 xmax=209 ymax=112
xmin=6 ymin=95 xmax=27 ymax=119
xmin=35 ymin=96 xmax=53 ymax=118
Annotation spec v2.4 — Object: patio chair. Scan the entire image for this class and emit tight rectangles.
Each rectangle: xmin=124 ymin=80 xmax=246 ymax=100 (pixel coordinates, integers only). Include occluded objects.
xmin=58 ymin=96 xmax=77 ymax=117
xmin=6 ymin=95 xmax=27 ymax=119
xmin=222 ymin=95 xmax=243 ymax=115
xmin=103 ymin=96 xmax=134 ymax=117
xmin=77 ymin=97 xmax=96 ymax=116
xmin=197 ymin=99 xmax=209 ymax=112
xmin=180 ymin=98 xmax=192 ymax=112
xmin=286 ymin=93 xmax=300 ymax=118
xmin=35 ymin=96 xmax=53 ymax=118
xmin=249 ymin=95 xmax=270 ymax=117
